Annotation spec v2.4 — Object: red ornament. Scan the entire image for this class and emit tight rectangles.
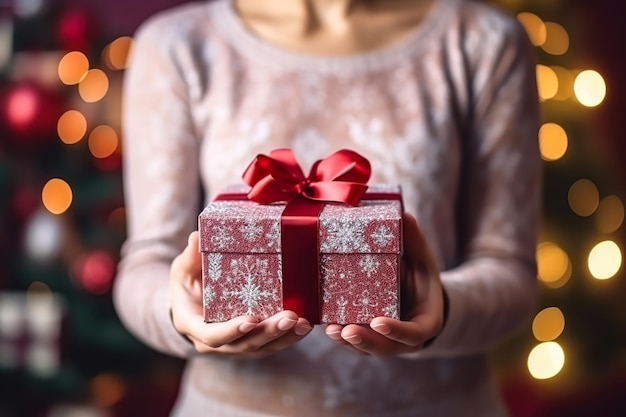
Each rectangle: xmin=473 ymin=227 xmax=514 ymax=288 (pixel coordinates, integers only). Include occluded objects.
xmin=56 ymin=9 xmax=95 ymax=52
xmin=0 ymin=82 xmax=65 ymax=145
xmin=72 ymin=250 xmax=116 ymax=295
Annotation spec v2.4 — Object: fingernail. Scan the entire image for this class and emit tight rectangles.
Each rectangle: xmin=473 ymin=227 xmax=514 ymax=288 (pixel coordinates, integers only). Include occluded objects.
xmin=294 ymin=324 xmax=312 ymax=336
xmin=277 ymin=317 xmax=297 ymax=331
xmin=325 ymin=329 xmax=342 ymax=340
xmin=372 ymin=323 xmax=391 ymax=335
xmin=238 ymin=321 xmax=256 ymax=333
xmin=343 ymin=334 xmax=362 ymax=345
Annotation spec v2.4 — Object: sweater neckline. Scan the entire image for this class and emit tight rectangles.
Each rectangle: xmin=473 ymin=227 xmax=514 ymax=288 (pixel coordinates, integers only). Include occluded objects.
xmin=211 ymin=0 xmax=459 ymax=74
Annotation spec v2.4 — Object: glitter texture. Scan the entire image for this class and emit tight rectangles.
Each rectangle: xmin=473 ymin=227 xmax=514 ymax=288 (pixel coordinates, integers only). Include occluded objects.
xmin=199 ymin=186 xmax=402 ymax=324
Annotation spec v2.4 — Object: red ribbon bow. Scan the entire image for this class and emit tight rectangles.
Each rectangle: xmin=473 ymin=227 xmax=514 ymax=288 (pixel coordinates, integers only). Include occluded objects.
xmin=242 ymin=148 xmax=371 ymax=206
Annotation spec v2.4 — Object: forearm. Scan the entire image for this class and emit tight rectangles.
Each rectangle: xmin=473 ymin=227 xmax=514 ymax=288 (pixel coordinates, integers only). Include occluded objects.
xmin=418 ymin=257 xmax=538 ymax=357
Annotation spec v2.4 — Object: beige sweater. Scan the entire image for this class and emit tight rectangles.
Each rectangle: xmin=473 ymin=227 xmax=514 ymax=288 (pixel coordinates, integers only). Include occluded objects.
xmin=114 ymin=0 xmax=542 ymax=415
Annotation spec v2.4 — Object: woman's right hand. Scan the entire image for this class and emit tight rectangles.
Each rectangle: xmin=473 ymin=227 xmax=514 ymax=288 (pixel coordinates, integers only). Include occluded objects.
xmin=169 ymin=231 xmax=313 ymax=358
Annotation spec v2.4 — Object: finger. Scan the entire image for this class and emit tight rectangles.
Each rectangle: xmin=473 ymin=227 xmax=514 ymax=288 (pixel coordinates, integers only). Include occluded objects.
xmin=170 ymin=231 xmax=203 ymax=294
xmin=183 ymin=231 xmax=203 ymax=271
xmin=339 ymin=324 xmax=412 ymax=356
xmin=402 ymin=213 xmax=438 ymax=276
xmin=401 ymin=213 xmax=445 ymax=323
xmin=325 ymin=324 xmax=372 ymax=355
xmin=253 ymin=317 xmax=313 ymax=355
xmin=225 ymin=311 xmax=304 ymax=353
xmin=369 ymin=316 xmax=441 ymax=347
xmin=183 ymin=314 xmax=261 ymax=351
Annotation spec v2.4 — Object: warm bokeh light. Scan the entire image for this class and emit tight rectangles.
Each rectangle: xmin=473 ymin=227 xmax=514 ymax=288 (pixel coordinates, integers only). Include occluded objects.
xmin=541 ymin=22 xmax=569 ymax=55
xmin=551 ymin=66 xmax=574 ymax=100
xmin=532 ymin=307 xmax=565 ymax=342
xmin=588 ymin=240 xmax=622 ymax=280
xmin=537 ymin=242 xmax=571 ymax=287
xmin=107 ymin=207 xmax=126 ymax=229
xmin=57 ymin=110 xmax=87 ymax=144
xmin=41 ymin=178 xmax=73 ymax=215
xmin=517 ymin=12 xmax=546 ymax=46
xmin=574 ymin=70 xmax=606 ymax=107
xmin=104 ymin=36 xmax=134 ymax=70
xmin=26 ymin=281 xmax=53 ymax=307
xmin=528 ymin=341 xmax=565 ymax=379
xmin=536 ymin=64 xmax=558 ymax=101
xmin=595 ymin=195 xmax=625 ymax=234
xmin=78 ymin=69 xmax=109 ymax=103
xmin=568 ymin=179 xmax=599 ymax=217
xmin=538 ymin=122 xmax=568 ymax=161
xmin=90 ymin=373 xmax=126 ymax=407
xmin=57 ymin=51 xmax=89 ymax=85
xmin=88 ymin=125 xmax=119 ymax=158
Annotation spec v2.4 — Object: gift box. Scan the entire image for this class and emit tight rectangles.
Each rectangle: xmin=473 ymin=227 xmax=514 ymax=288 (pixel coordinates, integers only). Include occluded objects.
xmin=198 ymin=149 xmax=402 ymax=325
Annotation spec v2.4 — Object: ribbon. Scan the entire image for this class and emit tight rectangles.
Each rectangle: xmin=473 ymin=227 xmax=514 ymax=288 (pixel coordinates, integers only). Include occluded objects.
xmin=241 ymin=149 xmax=371 ymax=324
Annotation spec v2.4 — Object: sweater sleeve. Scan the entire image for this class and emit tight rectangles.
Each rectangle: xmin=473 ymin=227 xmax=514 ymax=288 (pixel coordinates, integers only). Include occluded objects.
xmin=113 ymin=13 xmax=203 ymax=358
xmin=420 ymin=13 xmax=542 ymax=357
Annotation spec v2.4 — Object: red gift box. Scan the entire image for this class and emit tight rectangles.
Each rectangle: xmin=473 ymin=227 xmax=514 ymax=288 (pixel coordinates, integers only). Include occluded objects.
xmin=198 ymin=150 xmax=402 ymax=324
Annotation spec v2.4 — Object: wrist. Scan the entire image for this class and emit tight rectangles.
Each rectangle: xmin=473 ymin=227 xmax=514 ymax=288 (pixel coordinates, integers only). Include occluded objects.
xmin=423 ymin=286 xmax=449 ymax=348
xmin=169 ymin=308 xmax=195 ymax=346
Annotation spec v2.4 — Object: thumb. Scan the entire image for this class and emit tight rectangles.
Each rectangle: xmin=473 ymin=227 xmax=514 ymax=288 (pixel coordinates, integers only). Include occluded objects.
xmin=402 ymin=213 xmax=438 ymax=276
xmin=171 ymin=231 xmax=203 ymax=294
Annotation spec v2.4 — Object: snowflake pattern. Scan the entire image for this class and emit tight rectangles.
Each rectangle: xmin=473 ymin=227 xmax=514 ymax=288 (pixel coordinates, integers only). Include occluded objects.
xmin=222 ymin=256 xmax=280 ymax=316
xmin=320 ymin=213 xmax=371 ymax=253
xmin=240 ymin=218 xmax=263 ymax=241
xmin=210 ymin=221 xmax=235 ymax=250
xmin=353 ymin=290 xmax=378 ymax=323
xmin=371 ymin=225 xmax=394 ymax=248
xmin=358 ymin=255 xmax=380 ymax=278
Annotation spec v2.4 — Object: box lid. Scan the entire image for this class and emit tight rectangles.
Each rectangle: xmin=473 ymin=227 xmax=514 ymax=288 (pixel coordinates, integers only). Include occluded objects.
xmin=198 ymin=185 xmax=402 ymax=255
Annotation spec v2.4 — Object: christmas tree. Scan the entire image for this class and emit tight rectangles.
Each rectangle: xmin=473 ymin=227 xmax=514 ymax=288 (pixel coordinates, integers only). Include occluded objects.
xmin=0 ymin=1 xmax=182 ymax=416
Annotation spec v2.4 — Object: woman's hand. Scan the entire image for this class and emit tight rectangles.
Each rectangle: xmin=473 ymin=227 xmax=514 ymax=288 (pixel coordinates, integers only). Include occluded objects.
xmin=170 ymin=231 xmax=312 ymax=358
xmin=324 ymin=213 xmax=445 ymax=356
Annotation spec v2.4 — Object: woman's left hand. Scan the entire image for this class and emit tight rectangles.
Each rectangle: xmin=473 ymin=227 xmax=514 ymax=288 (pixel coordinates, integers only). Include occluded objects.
xmin=324 ymin=212 xmax=446 ymax=356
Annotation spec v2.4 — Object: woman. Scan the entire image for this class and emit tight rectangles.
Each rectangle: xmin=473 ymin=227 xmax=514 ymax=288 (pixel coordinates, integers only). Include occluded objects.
xmin=114 ymin=0 xmax=542 ymax=415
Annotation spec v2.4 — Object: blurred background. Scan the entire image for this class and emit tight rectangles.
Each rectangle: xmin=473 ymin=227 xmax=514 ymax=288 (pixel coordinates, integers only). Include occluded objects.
xmin=0 ymin=0 xmax=624 ymax=416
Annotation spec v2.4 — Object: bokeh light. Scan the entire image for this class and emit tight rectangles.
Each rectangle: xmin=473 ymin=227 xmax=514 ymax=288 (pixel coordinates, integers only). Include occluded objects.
xmin=24 ymin=209 xmax=64 ymax=261
xmin=551 ymin=66 xmax=574 ymax=100
xmin=541 ymin=22 xmax=569 ymax=55
xmin=58 ymin=51 xmax=89 ymax=85
xmin=90 ymin=373 xmax=127 ymax=407
xmin=536 ymin=64 xmax=558 ymax=101
xmin=107 ymin=207 xmax=126 ymax=230
xmin=78 ymin=69 xmax=109 ymax=103
xmin=595 ymin=195 xmax=625 ymax=234
xmin=532 ymin=307 xmax=565 ymax=341
xmin=537 ymin=242 xmax=571 ymax=288
xmin=88 ymin=125 xmax=119 ymax=158
xmin=57 ymin=109 xmax=87 ymax=144
xmin=104 ymin=36 xmax=134 ymax=70
xmin=574 ymin=70 xmax=606 ymax=107
xmin=568 ymin=179 xmax=599 ymax=217
xmin=74 ymin=251 xmax=116 ymax=294
xmin=517 ymin=12 xmax=546 ymax=46
xmin=6 ymin=86 xmax=38 ymax=127
xmin=528 ymin=341 xmax=565 ymax=379
xmin=41 ymin=178 xmax=73 ymax=215
xmin=538 ymin=122 xmax=568 ymax=161
xmin=588 ymin=240 xmax=622 ymax=280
